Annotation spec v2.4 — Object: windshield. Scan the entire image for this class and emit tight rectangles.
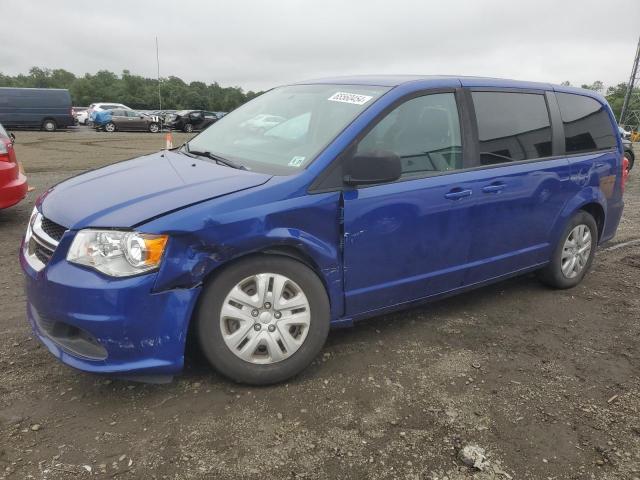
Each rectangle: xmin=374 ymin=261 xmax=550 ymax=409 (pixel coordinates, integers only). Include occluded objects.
xmin=186 ymin=84 xmax=389 ymax=174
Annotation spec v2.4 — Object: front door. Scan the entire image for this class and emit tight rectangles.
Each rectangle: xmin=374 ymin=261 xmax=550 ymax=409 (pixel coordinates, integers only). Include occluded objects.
xmin=343 ymin=91 xmax=475 ymax=315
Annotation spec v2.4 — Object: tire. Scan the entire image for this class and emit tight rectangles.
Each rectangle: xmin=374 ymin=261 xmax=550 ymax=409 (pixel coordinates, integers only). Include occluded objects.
xmin=196 ymin=256 xmax=330 ymax=385
xmin=104 ymin=122 xmax=116 ymax=133
xmin=42 ymin=119 xmax=57 ymax=132
xmin=538 ymin=211 xmax=598 ymax=289
xmin=625 ymin=150 xmax=635 ymax=171
xmin=149 ymin=122 xmax=160 ymax=133
xmin=183 ymin=123 xmax=194 ymax=133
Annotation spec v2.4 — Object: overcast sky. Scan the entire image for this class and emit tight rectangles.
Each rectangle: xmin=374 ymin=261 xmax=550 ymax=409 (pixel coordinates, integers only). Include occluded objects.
xmin=2 ymin=1 xmax=639 ymax=92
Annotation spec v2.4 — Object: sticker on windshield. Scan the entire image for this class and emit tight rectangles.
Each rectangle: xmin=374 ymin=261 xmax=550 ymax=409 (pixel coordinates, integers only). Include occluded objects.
xmin=288 ymin=156 xmax=305 ymax=167
xmin=328 ymin=92 xmax=373 ymax=106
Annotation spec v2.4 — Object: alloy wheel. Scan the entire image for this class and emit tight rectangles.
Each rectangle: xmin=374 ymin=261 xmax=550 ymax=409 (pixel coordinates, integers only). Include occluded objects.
xmin=561 ymin=224 xmax=592 ymax=279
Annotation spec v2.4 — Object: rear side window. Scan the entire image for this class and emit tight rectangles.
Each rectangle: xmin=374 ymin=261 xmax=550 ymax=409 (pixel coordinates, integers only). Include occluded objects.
xmin=555 ymin=93 xmax=616 ymax=154
xmin=472 ymin=91 xmax=552 ymax=165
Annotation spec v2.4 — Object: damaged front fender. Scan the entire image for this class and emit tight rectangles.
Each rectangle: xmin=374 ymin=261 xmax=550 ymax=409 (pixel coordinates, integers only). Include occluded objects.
xmin=146 ymin=190 xmax=345 ymax=321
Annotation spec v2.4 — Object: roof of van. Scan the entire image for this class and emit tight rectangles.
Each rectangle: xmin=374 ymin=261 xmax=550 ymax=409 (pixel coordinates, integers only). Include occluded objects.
xmin=0 ymin=87 xmax=70 ymax=91
xmin=294 ymin=75 xmax=604 ymax=100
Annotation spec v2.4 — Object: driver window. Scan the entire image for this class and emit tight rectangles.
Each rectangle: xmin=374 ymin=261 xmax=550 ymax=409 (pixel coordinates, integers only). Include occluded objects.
xmin=357 ymin=93 xmax=463 ymax=177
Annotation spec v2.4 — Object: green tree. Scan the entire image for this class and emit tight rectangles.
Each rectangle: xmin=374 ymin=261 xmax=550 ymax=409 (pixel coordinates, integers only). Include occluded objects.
xmin=581 ymin=80 xmax=603 ymax=92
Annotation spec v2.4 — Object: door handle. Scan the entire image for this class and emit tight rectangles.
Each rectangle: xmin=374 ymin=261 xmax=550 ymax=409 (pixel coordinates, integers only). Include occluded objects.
xmin=444 ymin=188 xmax=473 ymax=200
xmin=482 ymin=183 xmax=506 ymax=193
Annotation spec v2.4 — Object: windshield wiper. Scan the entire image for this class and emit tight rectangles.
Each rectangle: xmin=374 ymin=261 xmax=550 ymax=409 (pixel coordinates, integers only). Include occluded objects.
xmin=182 ymin=143 xmax=246 ymax=170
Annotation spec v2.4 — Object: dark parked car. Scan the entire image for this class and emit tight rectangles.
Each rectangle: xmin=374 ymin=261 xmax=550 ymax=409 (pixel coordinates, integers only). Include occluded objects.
xmin=166 ymin=110 xmax=220 ymax=132
xmin=98 ymin=109 xmax=161 ymax=133
xmin=0 ymin=87 xmax=74 ymax=131
xmin=622 ymin=138 xmax=635 ymax=171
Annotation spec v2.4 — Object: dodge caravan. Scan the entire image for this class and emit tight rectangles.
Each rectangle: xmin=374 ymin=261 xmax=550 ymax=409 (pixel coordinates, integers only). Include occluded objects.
xmin=20 ymin=76 xmax=627 ymax=384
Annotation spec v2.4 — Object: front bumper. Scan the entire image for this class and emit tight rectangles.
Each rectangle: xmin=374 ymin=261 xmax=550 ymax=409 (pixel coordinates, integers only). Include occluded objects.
xmin=20 ymin=233 xmax=201 ymax=376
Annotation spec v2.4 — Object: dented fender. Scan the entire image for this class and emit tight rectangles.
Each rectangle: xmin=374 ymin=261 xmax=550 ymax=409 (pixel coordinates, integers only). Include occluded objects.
xmin=145 ymin=188 xmax=346 ymax=321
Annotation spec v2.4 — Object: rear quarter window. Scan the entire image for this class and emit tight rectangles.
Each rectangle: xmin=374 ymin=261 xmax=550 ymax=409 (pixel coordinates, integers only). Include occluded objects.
xmin=555 ymin=92 xmax=616 ymax=154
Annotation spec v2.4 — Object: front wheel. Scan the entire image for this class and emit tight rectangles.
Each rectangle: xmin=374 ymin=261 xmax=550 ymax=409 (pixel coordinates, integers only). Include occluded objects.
xmin=538 ymin=211 xmax=598 ymax=289
xmin=104 ymin=122 xmax=116 ymax=133
xmin=183 ymin=123 xmax=194 ymax=133
xmin=196 ymin=256 xmax=330 ymax=385
xmin=148 ymin=122 xmax=160 ymax=133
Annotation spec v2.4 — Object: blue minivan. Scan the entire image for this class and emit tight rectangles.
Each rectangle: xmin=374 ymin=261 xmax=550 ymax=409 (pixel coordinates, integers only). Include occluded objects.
xmin=20 ymin=76 xmax=626 ymax=384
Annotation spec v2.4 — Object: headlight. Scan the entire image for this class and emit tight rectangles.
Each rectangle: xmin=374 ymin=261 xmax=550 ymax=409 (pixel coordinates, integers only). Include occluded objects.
xmin=67 ymin=230 xmax=168 ymax=277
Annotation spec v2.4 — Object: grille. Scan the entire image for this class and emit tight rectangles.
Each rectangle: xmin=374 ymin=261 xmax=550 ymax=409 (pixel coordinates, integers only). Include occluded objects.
xmin=40 ymin=217 xmax=66 ymax=242
xmin=33 ymin=240 xmax=54 ymax=264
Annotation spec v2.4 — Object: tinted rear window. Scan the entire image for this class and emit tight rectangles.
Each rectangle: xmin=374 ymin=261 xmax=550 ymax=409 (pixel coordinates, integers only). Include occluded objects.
xmin=556 ymin=92 xmax=616 ymax=154
xmin=472 ymin=91 xmax=552 ymax=165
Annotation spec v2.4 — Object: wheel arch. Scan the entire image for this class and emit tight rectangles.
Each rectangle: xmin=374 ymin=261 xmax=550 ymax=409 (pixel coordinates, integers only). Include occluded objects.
xmin=554 ymin=187 xmax=607 ymax=246
xmin=199 ymin=245 xmax=332 ymax=307
xmin=579 ymin=202 xmax=605 ymax=241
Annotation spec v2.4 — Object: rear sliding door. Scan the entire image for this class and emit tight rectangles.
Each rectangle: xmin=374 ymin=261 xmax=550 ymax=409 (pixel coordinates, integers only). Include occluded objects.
xmin=463 ymin=89 xmax=573 ymax=285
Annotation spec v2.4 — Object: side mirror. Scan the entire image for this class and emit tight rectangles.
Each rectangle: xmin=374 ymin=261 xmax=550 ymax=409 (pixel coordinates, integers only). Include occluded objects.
xmin=344 ymin=150 xmax=401 ymax=185
xmin=9 ymin=133 xmax=15 ymax=143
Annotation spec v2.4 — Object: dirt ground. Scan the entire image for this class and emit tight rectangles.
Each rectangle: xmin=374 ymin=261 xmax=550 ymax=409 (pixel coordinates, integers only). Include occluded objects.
xmin=1 ymin=128 xmax=639 ymax=480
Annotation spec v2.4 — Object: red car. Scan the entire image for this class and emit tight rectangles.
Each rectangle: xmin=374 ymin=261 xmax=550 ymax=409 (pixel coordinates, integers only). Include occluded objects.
xmin=0 ymin=123 xmax=28 ymax=209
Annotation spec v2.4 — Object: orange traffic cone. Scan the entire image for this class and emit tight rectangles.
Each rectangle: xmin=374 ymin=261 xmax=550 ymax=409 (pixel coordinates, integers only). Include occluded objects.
xmin=165 ymin=131 xmax=174 ymax=150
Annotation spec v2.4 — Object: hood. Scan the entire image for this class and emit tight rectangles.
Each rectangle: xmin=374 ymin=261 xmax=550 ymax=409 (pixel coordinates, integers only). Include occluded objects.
xmin=40 ymin=150 xmax=272 ymax=229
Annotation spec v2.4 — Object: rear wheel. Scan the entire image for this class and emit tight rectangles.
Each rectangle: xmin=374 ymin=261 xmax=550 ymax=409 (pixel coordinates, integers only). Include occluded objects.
xmin=196 ymin=256 xmax=330 ymax=385
xmin=104 ymin=122 xmax=116 ymax=133
xmin=538 ymin=211 xmax=597 ymax=289
xmin=625 ymin=150 xmax=635 ymax=171
xmin=183 ymin=123 xmax=194 ymax=133
xmin=42 ymin=119 xmax=57 ymax=132
xmin=148 ymin=122 xmax=160 ymax=133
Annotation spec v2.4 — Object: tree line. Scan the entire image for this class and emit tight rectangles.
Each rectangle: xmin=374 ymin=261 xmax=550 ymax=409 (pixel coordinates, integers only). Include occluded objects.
xmin=0 ymin=68 xmax=636 ymax=124
xmin=0 ymin=67 xmax=263 ymax=111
